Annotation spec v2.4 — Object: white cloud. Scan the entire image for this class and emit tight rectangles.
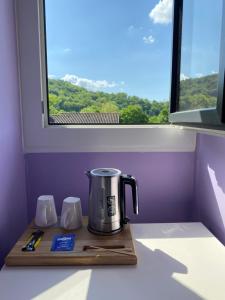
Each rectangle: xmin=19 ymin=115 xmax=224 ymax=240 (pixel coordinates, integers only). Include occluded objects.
xmin=128 ymin=25 xmax=144 ymax=34
xmin=63 ymin=48 xmax=72 ymax=53
xmin=48 ymin=74 xmax=56 ymax=79
xmin=149 ymin=0 xmax=173 ymax=24
xmin=180 ymin=73 xmax=189 ymax=81
xmin=195 ymin=73 xmax=203 ymax=78
xmin=61 ymin=74 xmax=117 ymax=91
xmin=143 ymin=35 xmax=155 ymax=44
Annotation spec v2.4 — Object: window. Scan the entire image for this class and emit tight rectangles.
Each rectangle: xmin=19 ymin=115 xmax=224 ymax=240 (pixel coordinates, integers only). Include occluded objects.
xmin=170 ymin=0 xmax=225 ymax=128
xmin=43 ymin=0 xmax=173 ymax=125
xmin=15 ymin=0 xmax=196 ymax=152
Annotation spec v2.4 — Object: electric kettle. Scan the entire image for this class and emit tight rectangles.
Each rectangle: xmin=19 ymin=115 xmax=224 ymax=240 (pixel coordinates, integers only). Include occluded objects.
xmin=86 ymin=168 xmax=139 ymax=235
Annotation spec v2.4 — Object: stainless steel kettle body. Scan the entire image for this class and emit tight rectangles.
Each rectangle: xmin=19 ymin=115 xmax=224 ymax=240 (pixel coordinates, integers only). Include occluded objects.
xmin=86 ymin=168 xmax=138 ymax=235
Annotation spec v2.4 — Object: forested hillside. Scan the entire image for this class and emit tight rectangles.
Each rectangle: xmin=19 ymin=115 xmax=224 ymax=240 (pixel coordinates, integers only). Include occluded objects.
xmin=48 ymin=79 xmax=168 ymax=124
xmin=179 ymin=74 xmax=218 ymax=110
xmin=48 ymin=74 xmax=218 ymax=124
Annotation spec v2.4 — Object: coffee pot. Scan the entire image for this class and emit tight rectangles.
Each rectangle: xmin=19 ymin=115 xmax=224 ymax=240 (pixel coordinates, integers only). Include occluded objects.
xmin=86 ymin=168 xmax=139 ymax=235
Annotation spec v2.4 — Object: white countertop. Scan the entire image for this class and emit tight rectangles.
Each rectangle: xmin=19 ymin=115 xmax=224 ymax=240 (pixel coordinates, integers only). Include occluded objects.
xmin=1 ymin=223 xmax=225 ymax=300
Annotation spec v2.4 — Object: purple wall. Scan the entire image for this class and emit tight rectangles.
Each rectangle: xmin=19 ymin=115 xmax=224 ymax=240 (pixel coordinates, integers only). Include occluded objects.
xmin=0 ymin=0 xmax=27 ymax=267
xmin=25 ymin=152 xmax=195 ymax=223
xmin=194 ymin=133 xmax=225 ymax=245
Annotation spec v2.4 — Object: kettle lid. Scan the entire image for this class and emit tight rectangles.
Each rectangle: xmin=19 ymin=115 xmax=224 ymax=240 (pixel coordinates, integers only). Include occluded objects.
xmin=90 ymin=168 xmax=121 ymax=177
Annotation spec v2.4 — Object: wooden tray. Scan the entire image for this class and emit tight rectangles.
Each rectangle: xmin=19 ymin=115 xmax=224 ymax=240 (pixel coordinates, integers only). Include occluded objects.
xmin=5 ymin=218 xmax=137 ymax=266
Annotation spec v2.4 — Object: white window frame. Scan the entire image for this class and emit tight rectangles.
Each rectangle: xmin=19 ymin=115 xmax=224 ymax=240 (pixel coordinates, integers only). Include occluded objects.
xmin=16 ymin=0 xmax=197 ymax=153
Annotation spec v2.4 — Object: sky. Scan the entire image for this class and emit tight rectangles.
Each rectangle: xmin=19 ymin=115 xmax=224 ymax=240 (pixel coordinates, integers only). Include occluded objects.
xmin=180 ymin=0 xmax=222 ymax=81
xmin=45 ymin=0 xmax=222 ymax=101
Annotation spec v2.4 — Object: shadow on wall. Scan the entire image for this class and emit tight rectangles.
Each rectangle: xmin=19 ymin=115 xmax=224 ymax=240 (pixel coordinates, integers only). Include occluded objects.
xmin=196 ymin=163 xmax=225 ymax=244
xmin=0 ymin=241 xmax=203 ymax=300
xmin=194 ymin=134 xmax=225 ymax=245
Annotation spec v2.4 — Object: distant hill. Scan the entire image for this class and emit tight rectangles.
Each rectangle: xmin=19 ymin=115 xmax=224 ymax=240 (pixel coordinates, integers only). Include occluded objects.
xmin=48 ymin=79 xmax=169 ymax=124
xmin=179 ymin=74 xmax=218 ymax=110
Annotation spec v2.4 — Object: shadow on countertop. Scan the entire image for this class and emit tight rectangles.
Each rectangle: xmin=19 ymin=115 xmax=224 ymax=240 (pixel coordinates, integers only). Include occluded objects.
xmin=0 ymin=240 xmax=204 ymax=300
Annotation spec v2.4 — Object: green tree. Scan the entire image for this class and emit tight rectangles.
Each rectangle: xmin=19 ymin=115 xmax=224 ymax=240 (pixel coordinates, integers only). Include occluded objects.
xmin=149 ymin=105 xmax=169 ymax=124
xmin=80 ymin=105 xmax=100 ymax=112
xmin=157 ymin=105 xmax=169 ymax=123
xmin=148 ymin=115 xmax=159 ymax=124
xmin=120 ymin=105 xmax=149 ymax=124
xmin=100 ymin=102 xmax=119 ymax=113
xmin=49 ymin=94 xmax=62 ymax=115
xmin=80 ymin=102 xmax=119 ymax=113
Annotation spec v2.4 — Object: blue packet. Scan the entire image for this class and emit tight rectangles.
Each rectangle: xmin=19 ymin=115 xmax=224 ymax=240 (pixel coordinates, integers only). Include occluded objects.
xmin=51 ymin=234 xmax=75 ymax=251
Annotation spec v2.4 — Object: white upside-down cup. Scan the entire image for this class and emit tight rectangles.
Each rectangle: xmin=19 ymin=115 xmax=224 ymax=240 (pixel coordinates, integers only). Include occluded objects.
xmin=60 ymin=197 xmax=83 ymax=230
xmin=35 ymin=195 xmax=58 ymax=227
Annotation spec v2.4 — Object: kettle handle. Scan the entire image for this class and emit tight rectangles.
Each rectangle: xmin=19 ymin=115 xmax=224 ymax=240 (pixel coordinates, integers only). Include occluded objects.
xmin=120 ymin=175 xmax=139 ymax=224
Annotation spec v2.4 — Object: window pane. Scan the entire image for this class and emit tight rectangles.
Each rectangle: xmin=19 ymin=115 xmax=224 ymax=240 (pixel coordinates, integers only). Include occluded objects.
xmin=179 ymin=0 xmax=223 ymax=112
xmin=44 ymin=0 xmax=172 ymax=125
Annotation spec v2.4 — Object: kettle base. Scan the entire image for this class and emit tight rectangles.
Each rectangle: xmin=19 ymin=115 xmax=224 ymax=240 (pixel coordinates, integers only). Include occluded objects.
xmin=87 ymin=225 xmax=122 ymax=236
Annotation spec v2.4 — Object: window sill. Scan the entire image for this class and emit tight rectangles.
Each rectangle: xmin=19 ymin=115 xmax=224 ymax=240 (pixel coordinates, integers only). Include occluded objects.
xmin=23 ymin=124 xmax=196 ymax=153
xmin=181 ymin=125 xmax=225 ymax=138
xmin=45 ymin=124 xmax=175 ymax=129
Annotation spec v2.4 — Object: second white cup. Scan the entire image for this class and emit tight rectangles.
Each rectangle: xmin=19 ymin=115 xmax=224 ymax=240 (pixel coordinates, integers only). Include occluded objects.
xmin=60 ymin=197 xmax=83 ymax=230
